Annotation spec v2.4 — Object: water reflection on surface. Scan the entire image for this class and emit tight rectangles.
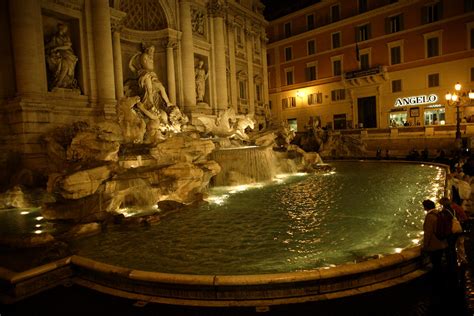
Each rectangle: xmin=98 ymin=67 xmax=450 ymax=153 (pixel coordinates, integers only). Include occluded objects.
xmin=71 ymin=162 xmax=445 ymax=275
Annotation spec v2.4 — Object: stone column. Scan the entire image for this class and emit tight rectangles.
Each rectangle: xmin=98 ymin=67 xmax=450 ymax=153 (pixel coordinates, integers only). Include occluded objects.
xmin=245 ymin=28 xmax=255 ymax=114
xmin=163 ymin=40 xmax=177 ymax=105
xmin=261 ymin=34 xmax=269 ymax=106
xmin=9 ymin=0 xmax=47 ymax=96
xmin=112 ymin=28 xmax=124 ymax=100
xmin=179 ymin=0 xmax=196 ymax=113
xmin=91 ymin=0 xmax=116 ymax=114
xmin=208 ymin=0 xmax=228 ymax=112
xmin=227 ymin=20 xmax=238 ymax=110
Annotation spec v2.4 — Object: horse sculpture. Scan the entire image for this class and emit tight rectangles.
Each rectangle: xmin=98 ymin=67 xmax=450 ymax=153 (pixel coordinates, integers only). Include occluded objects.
xmin=193 ymin=107 xmax=255 ymax=140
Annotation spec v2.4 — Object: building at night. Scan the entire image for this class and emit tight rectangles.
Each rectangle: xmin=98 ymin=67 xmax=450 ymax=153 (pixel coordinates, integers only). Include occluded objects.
xmin=266 ymin=0 xmax=474 ymax=133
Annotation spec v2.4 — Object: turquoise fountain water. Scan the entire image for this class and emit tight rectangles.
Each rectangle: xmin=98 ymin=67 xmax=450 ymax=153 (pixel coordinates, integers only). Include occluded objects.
xmin=70 ymin=161 xmax=445 ymax=275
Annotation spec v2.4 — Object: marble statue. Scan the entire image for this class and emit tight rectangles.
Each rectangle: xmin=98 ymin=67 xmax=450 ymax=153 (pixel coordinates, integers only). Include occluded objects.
xmin=45 ymin=23 xmax=78 ymax=90
xmin=232 ymin=115 xmax=255 ymax=140
xmin=194 ymin=107 xmax=255 ymax=140
xmin=129 ymin=45 xmax=172 ymax=110
xmin=127 ymin=44 xmax=189 ymax=141
xmin=195 ymin=59 xmax=208 ymax=103
xmin=117 ymin=96 xmax=146 ymax=144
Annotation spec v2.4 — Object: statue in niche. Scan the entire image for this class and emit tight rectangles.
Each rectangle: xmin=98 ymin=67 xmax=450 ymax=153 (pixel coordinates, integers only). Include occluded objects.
xmin=195 ymin=59 xmax=208 ymax=103
xmin=130 ymin=44 xmax=173 ymax=110
xmin=126 ymin=44 xmax=189 ymax=142
xmin=45 ymin=23 xmax=79 ymax=90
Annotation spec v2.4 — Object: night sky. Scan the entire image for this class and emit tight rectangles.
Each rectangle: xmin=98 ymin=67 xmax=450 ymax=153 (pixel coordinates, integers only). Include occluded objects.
xmin=262 ymin=0 xmax=321 ymax=20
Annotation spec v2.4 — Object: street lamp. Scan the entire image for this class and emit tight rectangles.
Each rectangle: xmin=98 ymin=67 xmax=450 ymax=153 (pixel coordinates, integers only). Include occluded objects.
xmin=445 ymin=82 xmax=474 ymax=149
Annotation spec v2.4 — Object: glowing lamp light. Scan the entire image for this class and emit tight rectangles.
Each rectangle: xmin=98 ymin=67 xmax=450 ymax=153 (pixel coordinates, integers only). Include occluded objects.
xmin=394 ymin=248 xmax=403 ymax=253
xmin=296 ymin=91 xmax=305 ymax=98
xmin=20 ymin=211 xmax=29 ymax=215
xmin=34 ymin=230 xmax=42 ymax=234
xmin=455 ymin=82 xmax=462 ymax=91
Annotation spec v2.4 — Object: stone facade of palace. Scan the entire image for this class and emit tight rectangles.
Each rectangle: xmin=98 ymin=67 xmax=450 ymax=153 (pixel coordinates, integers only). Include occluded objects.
xmin=0 ymin=0 xmax=269 ymax=186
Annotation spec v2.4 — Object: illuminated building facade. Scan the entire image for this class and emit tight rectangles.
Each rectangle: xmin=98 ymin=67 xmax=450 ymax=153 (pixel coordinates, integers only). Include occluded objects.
xmin=266 ymin=0 xmax=474 ymax=132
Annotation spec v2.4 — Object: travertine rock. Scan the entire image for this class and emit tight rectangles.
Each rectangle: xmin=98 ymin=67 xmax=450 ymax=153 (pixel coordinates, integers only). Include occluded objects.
xmin=58 ymin=165 xmax=113 ymax=199
xmin=150 ymin=133 xmax=215 ymax=164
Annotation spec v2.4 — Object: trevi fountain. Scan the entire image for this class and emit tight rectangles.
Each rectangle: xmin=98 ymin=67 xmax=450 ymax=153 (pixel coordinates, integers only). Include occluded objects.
xmin=0 ymin=0 xmax=446 ymax=309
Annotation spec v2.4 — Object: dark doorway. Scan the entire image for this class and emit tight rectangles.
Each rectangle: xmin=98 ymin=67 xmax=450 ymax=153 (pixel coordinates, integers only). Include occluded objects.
xmin=357 ymin=96 xmax=377 ymax=128
xmin=333 ymin=114 xmax=347 ymax=130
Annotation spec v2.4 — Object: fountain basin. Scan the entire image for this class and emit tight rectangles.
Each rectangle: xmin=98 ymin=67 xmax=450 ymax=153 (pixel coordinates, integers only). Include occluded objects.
xmin=0 ymin=161 xmax=446 ymax=306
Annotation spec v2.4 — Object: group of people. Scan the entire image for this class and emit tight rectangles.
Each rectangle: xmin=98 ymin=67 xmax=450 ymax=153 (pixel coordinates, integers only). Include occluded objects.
xmin=422 ymin=154 xmax=474 ymax=291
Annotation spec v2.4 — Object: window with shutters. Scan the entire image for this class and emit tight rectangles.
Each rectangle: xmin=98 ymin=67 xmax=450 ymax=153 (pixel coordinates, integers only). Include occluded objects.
xmin=333 ymin=59 xmax=341 ymax=76
xmin=332 ymin=32 xmax=341 ymax=49
xmin=387 ymin=14 xmax=403 ymax=33
xmin=307 ymin=40 xmax=316 ymax=55
xmin=307 ymin=14 xmax=315 ymax=30
xmin=358 ymin=0 xmax=368 ymax=13
xmin=390 ymin=46 xmax=401 ymax=65
xmin=428 ymin=73 xmax=439 ymax=87
xmin=284 ymin=22 xmax=292 ymax=37
xmin=356 ymin=23 xmax=371 ymax=42
xmin=422 ymin=1 xmax=442 ymax=24
xmin=285 ymin=68 xmax=294 ymax=85
xmin=426 ymin=37 xmax=439 ymax=57
xmin=331 ymin=89 xmax=346 ymax=101
xmin=330 ymin=4 xmax=340 ymax=22
xmin=308 ymin=92 xmax=323 ymax=105
xmin=470 ymin=25 xmax=474 ymax=49
xmin=306 ymin=65 xmax=317 ymax=81
xmin=360 ymin=53 xmax=369 ymax=70
xmin=392 ymin=79 xmax=402 ymax=93
xmin=466 ymin=0 xmax=474 ymax=11
xmin=282 ymin=97 xmax=296 ymax=110
xmin=284 ymin=46 xmax=292 ymax=61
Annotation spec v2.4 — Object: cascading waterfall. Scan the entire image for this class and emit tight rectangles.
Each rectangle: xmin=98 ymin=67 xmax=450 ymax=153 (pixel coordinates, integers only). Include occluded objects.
xmin=210 ymin=146 xmax=277 ymax=186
